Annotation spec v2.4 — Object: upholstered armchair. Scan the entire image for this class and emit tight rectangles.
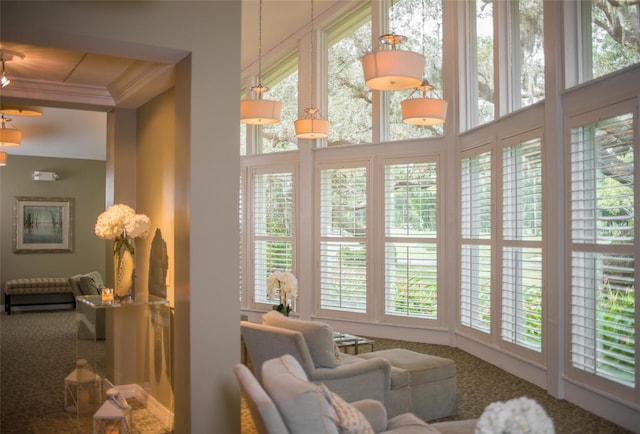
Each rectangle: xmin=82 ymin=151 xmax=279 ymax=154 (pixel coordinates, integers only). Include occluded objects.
xmin=241 ymin=320 xmax=392 ymax=405
xmin=69 ymin=271 xmax=106 ymax=340
xmin=235 ymin=354 xmax=477 ymax=434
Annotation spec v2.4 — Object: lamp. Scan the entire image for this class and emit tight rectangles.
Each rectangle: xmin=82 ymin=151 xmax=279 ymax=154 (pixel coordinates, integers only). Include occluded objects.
xmin=0 ymin=105 xmax=44 ymax=117
xmin=0 ymin=151 xmax=7 ymax=166
xmin=400 ymin=80 xmax=448 ymax=125
xmin=294 ymin=0 xmax=329 ymax=139
xmin=0 ymin=115 xmax=21 ymax=147
xmin=64 ymin=359 xmax=102 ymax=416
xmin=1 ymin=58 xmax=9 ymax=88
xmin=240 ymin=0 xmax=282 ymax=125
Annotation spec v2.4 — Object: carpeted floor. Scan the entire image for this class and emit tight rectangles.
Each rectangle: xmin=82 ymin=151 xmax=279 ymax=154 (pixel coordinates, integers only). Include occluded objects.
xmin=0 ymin=310 xmax=171 ymax=434
xmin=1 ymin=309 xmax=633 ymax=433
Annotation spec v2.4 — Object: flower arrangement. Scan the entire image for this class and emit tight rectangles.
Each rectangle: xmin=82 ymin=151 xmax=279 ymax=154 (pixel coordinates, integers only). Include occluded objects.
xmin=95 ymin=204 xmax=151 ymax=255
xmin=267 ymin=271 xmax=298 ymax=316
xmin=475 ymin=396 xmax=555 ymax=434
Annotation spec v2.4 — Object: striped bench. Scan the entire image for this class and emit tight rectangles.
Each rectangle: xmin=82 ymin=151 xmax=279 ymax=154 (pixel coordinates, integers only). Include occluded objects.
xmin=4 ymin=277 xmax=74 ymax=315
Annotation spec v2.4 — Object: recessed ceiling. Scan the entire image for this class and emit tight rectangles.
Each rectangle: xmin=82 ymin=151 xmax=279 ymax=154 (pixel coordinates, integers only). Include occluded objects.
xmin=0 ymin=1 xmax=346 ymax=161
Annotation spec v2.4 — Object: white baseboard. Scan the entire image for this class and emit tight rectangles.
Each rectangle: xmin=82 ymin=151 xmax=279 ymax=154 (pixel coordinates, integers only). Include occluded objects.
xmin=114 ymin=384 xmax=174 ymax=431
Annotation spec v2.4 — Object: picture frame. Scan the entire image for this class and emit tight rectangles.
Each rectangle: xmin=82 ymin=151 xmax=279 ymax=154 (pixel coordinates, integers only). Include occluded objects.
xmin=14 ymin=196 xmax=74 ymax=253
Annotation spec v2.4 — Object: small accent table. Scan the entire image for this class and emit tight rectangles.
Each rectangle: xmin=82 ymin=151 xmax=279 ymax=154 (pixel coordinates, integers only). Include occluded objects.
xmin=333 ymin=332 xmax=374 ymax=355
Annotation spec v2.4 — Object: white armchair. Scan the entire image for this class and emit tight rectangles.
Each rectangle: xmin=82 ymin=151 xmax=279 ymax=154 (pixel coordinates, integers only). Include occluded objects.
xmin=235 ymin=354 xmax=477 ymax=434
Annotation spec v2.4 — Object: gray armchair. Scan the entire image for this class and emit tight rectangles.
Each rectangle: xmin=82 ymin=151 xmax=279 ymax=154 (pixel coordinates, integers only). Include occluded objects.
xmin=241 ymin=320 xmax=391 ymax=405
xmin=235 ymin=354 xmax=477 ymax=434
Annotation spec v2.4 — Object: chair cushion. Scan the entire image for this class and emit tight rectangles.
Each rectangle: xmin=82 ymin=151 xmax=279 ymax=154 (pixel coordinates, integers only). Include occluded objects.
xmin=263 ymin=311 xmax=337 ymax=368
xmin=262 ymin=355 xmax=338 ymax=434
xmin=78 ymin=271 xmax=104 ymax=295
xmin=68 ymin=274 xmax=83 ymax=297
xmin=384 ymin=413 xmax=441 ymax=434
xmin=319 ymin=384 xmax=374 ymax=434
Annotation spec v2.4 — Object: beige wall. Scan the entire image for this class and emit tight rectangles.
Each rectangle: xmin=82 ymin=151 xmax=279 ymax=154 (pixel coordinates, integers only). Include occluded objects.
xmin=2 ymin=2 xmax=241 ymax=432
xmin=0 ymin=155 xmax=106 ymax=298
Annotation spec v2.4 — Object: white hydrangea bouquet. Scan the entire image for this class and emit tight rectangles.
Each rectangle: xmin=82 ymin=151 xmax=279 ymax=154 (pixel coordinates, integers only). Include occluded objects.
xmin=475 ymin=396 xmax=555 ymax=434
xmin=95 ymin=204 xmax=151 ymax=253
xmin=267 ymin=271 xmax=298 ymax=316
xmin=95 ymin=204 xmax=151 ymax=299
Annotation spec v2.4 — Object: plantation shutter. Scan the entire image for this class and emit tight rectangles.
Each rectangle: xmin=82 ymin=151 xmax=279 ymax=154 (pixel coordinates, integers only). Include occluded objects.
xmin=253 ymin=171 xmax=294 ymax=304
xmin=460 ymin=151 xmax=492 ymax=332
xmin=569 ymin=112 xmax=636 ymax=388
xmin=319 ymin=166 xmax=368 ymax=313
xmin=501 ymin=138 xmax=543 ymax=351
xmin=383 ymin=161 xmax=438 ymax=319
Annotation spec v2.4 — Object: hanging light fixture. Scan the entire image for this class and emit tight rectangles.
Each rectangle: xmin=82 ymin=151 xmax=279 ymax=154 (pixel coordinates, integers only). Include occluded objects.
xmin=401 ymin=80 xmax=448 ymax=125
xmin=295 ymin=0 xmax=329 ymax=139
xmin=0 ymin=151 xmax=7 ymax=166
xmin=240 ymin=0 xmax=282 ymax=125
xmin=0 ymin=114 xmax=21 ymax=147
xmin=1 ymin=58 xmax=10 ymax=88
xmin=361 ymin=0 xmax=424 ymax=91
xmin=0 ymin=105 xmax=44 ymax=117
xmin=400 ymin=0 xmax=447 ymax=126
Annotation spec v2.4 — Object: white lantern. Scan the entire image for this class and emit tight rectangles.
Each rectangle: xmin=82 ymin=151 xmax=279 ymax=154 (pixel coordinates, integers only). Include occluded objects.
xmin=64 ymin=359 xmax=102 ymax=415
xmin=93 ymin=388 xmax=132 ymax=434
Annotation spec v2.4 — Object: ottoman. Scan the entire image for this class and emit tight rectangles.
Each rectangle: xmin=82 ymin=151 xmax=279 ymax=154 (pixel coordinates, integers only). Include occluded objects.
xmin=359 ymin=348 xmax=457 ymax=422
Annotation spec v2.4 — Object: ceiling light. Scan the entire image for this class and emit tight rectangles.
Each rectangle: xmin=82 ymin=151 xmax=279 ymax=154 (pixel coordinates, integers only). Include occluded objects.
xmin=361 ymin=32 xmax=424 ymax=91
xmin=400 ymin=80 xmax=448 ymax=125
xmin=0 ymin=105 xmax=44 ymax=117
xmin=0 ymin=49 xmax=25 ymax=89
xmin=240 ymin=0 xmax=282 ymax=125
xmin=295 ymin=0 xmax=329 ymax=139
xmin=0 ymin=151 xmax=7 ymax=166
xmin=0 ymin=115 xmax=21 ymax=147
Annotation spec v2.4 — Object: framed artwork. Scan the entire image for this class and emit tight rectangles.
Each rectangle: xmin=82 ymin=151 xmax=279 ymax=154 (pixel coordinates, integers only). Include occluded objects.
xmin=14 ymin=196 xmax=74 ymax=253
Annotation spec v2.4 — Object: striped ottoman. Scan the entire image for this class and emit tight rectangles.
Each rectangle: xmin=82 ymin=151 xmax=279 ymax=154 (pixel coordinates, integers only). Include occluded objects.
xmin=4 ymin=277 xmax=74 ymax=315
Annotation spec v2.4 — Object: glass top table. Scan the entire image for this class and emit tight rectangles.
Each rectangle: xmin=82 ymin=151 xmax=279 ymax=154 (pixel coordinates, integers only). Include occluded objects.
xmin=333 ymin=332 xmax=374 ymax=354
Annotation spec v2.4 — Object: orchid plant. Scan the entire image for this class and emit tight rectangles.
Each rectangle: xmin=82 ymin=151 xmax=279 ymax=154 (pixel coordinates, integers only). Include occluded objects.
xmin=267 ymin=271 xmax=298 ymax=316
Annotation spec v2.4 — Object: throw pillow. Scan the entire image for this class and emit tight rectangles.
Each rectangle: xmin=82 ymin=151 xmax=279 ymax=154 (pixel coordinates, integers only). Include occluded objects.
xmin=319 ymin=384 xmax=374 ymax=434
xmin=78 ymin=274 xmax=102 ymax=295
xmin=262 ymin=311 xmax=338 ymax=368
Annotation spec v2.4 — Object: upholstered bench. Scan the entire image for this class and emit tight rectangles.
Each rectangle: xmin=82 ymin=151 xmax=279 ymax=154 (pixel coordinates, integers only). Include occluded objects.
xmin=359 ymin=348 xmax=457 ymax=422
xmin=4 ymin=277 xmax=74 ymax=315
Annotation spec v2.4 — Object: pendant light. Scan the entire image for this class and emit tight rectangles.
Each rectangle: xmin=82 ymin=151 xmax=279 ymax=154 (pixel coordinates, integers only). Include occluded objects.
xmin=0 ymin=49 xmax=25 ymax=89
xmin=1 ymin=58 xmax=10 ymax=88
xmin=0 ymin=151 xmax=7 ymax=166
xmin=0 ymin=115 xmax=21 ymax=147
xmin=240 ymin=0 xmax=282 ymax=125
xmin=401 ymin=80 xmax=448 ymax=125
xmin=400 ymin=1 xmax=447 ymax=125
xmin=361 ymin=1 xmax=424 ymax=91
xmin=295 ymin=0 xmax=329 ymax=139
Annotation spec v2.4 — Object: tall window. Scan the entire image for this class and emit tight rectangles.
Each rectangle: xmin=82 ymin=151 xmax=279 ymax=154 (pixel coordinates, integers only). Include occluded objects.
xmin=569 ymin=111 xmax=635 ymax=389
xmin=319 ymin=165 xmax=368 ymax=313
xmin=513 ymin=0 xmax=545 ymax=109
xmin=253 ymin=171 xmax=295 ymax=306
xmin=460 ymin=151 xmax=492 ymax=333
xmin=384 ymin=160 xmax=439 ymax=320
xmin=260 ymin=55 xmax=299 ymax=153
xmin=327 ymin=5 xmax=372 ymax=146
xmin=587 ymin=0 xmax=640 ymax=83
xmin=389 ymin=0 xmax=444 ymax=141
xmin=501 ymin=137 xmax=543 ymax=351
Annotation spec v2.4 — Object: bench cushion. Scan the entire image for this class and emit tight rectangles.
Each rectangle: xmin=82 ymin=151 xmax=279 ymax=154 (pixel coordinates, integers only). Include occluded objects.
xmin=4 ymin=277 xmax=72 ymax=295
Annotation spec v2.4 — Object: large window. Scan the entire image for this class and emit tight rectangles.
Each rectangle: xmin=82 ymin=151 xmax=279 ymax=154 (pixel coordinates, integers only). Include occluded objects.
xmin=501 ymin=137 xmax=543 ymax=352
xmin=384 ymin=160 xmax=439 ymax=320
xmin=319 ymin=165 xmax=368 ymax=314
xmin=327 ymin=5 xmax=372 ymax=146
xmin=569 ymin=110 xmax=636 ymax=389
xmin=460 ymin=150 xmax=492 ymax=333
xmin=252 ymin=170 xmax=296 ymax=307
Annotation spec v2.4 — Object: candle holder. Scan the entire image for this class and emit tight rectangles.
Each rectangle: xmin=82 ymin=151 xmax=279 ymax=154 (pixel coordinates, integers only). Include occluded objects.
xmin=101 ymin=287 xmax=114 ymax=304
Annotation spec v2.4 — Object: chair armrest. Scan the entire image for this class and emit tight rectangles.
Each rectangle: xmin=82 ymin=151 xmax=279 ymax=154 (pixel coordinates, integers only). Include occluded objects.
xmin=351 ymin=399 xmax=387 ymax=432
xmin=310 ymin=357 xmax=391 ymax=404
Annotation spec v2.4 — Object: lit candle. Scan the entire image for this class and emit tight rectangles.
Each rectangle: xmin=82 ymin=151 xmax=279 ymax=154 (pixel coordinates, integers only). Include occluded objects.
xmin=101 ymin=287 xmax=114 ymax=303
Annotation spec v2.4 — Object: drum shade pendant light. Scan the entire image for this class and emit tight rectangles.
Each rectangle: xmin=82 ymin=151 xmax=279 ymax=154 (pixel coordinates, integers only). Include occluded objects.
xmin=361 ymin=33 xmax=425 ymax=91
xmin=240 ymin=0 xmax=282 ymax=125
xmin=295 ymin=0 xmax=329 ymax=139
xmin=0 ymin=151 xmax=7 ymax=166
xmin=0 ymin=115 xmax=21 ymax=147
xmin=401 ymin=80 xmax=448 ymax=125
